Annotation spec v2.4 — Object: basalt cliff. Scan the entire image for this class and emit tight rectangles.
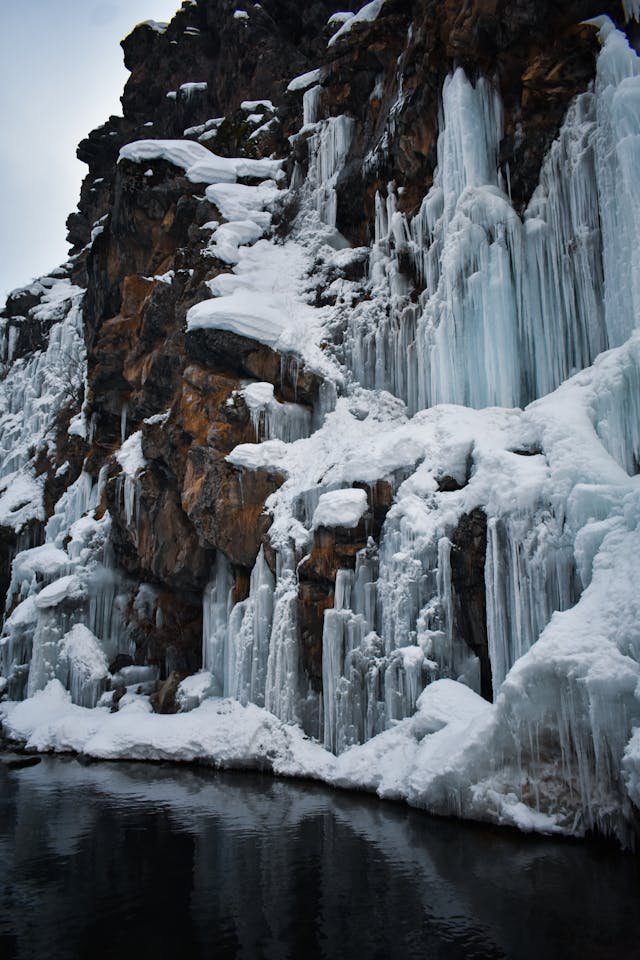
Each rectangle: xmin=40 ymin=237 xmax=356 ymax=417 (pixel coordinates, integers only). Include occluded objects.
xmin=2 ymin=0 xmax=640 ymax=846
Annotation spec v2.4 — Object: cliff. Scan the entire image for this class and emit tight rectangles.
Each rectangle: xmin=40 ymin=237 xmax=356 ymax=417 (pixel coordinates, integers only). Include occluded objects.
xmin=2 ymin=0 xmax=640 ymax=846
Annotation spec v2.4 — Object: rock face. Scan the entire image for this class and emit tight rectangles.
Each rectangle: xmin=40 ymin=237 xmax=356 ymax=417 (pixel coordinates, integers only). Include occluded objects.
xmin=2 ymin=0 xmax=640 ymax=842
xmin=0 ymin=0 xmax=629 ymax=681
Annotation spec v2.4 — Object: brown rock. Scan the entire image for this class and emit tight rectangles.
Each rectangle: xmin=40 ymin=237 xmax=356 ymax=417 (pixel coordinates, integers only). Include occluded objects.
xmin=182 ymin=448 xmax=284 ymax=568
xmin=150 ymin=671 xmax=182 ymax=714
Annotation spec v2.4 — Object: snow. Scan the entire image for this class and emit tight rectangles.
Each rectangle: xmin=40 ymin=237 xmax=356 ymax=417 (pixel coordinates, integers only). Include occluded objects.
xmin=140 ymin=20 xmax=168 ymax=33
xmin=184 ymin=117 xmax=224 ymax=138
xmin=287 ymin=69 xmax=322 ymax=93
xmin=312 ymin=488 xmax=368 ymax=530
xmin=187 ymin=288 xmax=290 ymax=345
xmin=118 ymin=140 xmax=282 ymax=185
xmin=239 ymin=383 xmax=312 ymax=443
xmin=201 ymin=179 xmax=279 ymax=261
xmin=205 ymin=219 xmax=268 ymax=264
xmin=4 ymin=597 xmax=38 ymax=630
xmin=0 ymin=679 xmax=332 ymax=780
xmin=116 ymin=431 xmax=147 ymax=477
xmin=327 ymin=12 xmax=354 ymax=27
xmin=240 ymin=100 xmax=274 ymax=112
xmin=328 ymin=1 xmax=387 ymax=46
xmin=0 ymin=472 xmax=44 ymax=532
xmin=59 ymin=624 xmax=109 ymax=703
xmin=176 ymin=671 xmax=215 ymax=709
xmin=179 ymin=82 xmax=207 ymax=95
xmin=9 ymin=543 xmax=71 ymax=586
xmin=33 ymin=575 xmax=84 ymax=610
xmin=249 ymin=118 xmax=279 ymax=141
xmin=188 ymin=235 xmax=336 ymax=376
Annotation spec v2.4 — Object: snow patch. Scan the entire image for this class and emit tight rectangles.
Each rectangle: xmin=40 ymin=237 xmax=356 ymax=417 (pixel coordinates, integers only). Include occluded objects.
xmin=312 ymin=489 xmax=368 ymax=530
xmin=328 ymin=1 xmax=387 ymax=46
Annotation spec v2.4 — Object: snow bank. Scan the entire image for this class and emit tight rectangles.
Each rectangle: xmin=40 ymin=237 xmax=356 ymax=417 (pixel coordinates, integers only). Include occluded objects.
xmin=0 ymin=679 xmax=333 ymax=781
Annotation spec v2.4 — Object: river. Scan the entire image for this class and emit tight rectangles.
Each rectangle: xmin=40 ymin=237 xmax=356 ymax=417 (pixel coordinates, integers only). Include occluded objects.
xmin=0 ymin=756 xmax=638 ymax=959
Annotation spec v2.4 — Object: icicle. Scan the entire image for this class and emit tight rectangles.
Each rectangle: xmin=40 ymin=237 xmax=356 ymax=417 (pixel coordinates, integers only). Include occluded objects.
xmin=202 ymin=552 xmax=234 ymax=694
xmin=216 ymin=548 xmax=275 ymax=707
xmin=344 ymin=64 xmax=618 ymax=413
xmin=265 ymin=545 xmax=301 ymax=723
xmin=307 ymin=115 xmax=355 ymax=226
xmin=241 ymin=382 xmax=312 ymax=443
xmin=303 ymin=84 xmax=322 ymax=126
xmin=485 ymin=513 xmax=579 ymax=697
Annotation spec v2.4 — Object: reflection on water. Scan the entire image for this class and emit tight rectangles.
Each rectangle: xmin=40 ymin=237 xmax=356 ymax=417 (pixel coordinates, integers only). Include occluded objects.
xmin=0 ymin=757 xmax=638 ymax=960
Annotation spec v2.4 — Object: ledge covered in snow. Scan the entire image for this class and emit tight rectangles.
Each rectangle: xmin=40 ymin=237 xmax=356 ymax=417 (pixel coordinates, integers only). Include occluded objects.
xmin=118 ymin=140 xmax=283 ymax=185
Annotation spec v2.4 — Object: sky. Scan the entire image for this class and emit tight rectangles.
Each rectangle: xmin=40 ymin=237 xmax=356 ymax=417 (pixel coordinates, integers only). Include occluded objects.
xmin=0 ymin=0 xmax=183 ymax=304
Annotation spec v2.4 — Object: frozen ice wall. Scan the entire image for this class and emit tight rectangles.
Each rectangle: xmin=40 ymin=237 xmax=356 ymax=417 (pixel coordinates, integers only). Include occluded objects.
xmin=345 ymin=62 xmax=615 ymax=412
xmin=0 ymin=281 xmax=133 ymax=705
xmin=2 ymin=9 xmax=640 ymax=844
xmin=199 ymin=20 xmax=640 ymax=840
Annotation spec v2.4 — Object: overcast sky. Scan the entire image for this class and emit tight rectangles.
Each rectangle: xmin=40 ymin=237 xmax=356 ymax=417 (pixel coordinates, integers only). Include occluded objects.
xmin=0 ymin=0 xmax=182 ymax=305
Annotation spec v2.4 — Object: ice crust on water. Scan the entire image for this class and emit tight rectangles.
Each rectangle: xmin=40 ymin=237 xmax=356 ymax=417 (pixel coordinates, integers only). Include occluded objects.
xmin=3 ymin=19 xmax=640 ymax=844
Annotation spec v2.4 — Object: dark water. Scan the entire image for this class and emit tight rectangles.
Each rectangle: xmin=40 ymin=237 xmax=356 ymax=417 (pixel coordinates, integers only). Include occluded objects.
xmin=0 ymin=757 xmax=639 ymax=960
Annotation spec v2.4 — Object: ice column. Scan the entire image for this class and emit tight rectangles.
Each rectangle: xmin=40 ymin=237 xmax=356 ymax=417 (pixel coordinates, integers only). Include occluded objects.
xmin=307 ymin=115 xmax=355 ymax=226
xmin=485 ymin=513 xmax=578 ymax=697
xmin=592 ymin=23 xmax=640 ymax=348
xmin=265 ymin=545 xmax=301 ymax=723
xmin=220 ymin=548 xmax=275 ymax=707
xmin=202 ymin=551 xmax=234 ymax=694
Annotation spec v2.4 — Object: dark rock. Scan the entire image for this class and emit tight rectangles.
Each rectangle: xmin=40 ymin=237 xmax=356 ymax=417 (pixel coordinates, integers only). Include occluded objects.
xmin=150 ymin=671 xmax=182 ymax=714
xmin=1 ymin=754 xmax=42 ymax=770
xmin=109 ymin=653 xmax=134 ymax=674
xmin=450 ymin=509 xmax=491 ymax=701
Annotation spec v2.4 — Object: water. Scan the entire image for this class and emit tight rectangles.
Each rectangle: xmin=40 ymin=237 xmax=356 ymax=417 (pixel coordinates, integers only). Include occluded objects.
xmin=0 ymin=758 xmax=638 ymax=960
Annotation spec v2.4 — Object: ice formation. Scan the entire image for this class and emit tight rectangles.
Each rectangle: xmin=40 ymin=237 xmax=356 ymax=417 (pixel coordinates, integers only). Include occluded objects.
xmin=2 ymin=8 xmax=640 ymax=848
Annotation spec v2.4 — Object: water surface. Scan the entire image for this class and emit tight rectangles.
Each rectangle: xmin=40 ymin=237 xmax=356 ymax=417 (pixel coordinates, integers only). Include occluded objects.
xmin=0 ymin=757 xmax=638 ymax=959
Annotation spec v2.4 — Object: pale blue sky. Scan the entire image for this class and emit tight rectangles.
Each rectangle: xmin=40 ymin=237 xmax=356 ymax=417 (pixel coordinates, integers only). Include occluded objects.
xmin=0 ymin=0 xmax=181 ymax=303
